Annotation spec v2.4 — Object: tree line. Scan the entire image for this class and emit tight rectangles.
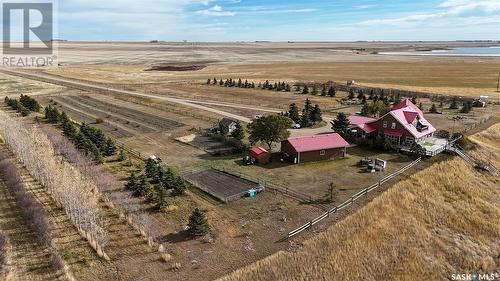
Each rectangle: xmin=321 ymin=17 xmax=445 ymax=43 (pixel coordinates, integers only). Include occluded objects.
xmin=125 ymin=158 xmax=186 ymax=212
xmin=4 ymin=95 xmax=41 ymax=116
xmin=0 ymin=112 xmax=108 ymax=258
xmin=125 ymin=159 xmax=210 ymax=236
xmin=0 ymin=151 xmax=66 ymax=272
xmin=44 ymin=105 xmax=117 ymax=164
xmin=206 ymin=78 xmax=338 ymax=97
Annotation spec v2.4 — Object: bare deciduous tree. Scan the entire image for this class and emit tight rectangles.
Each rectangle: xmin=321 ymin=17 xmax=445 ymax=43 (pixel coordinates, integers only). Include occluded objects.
xmin=0 ymin=112 xmax=108 ymax=257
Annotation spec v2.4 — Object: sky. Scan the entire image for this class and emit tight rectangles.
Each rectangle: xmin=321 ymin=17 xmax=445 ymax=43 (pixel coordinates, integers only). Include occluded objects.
xmin=57 ymin=0 xmax=500 ymax=41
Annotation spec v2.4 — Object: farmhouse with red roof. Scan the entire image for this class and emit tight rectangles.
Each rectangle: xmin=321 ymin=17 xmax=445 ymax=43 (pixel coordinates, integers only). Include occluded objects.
xmin=349 ymin=99 xmax=436 ymax=146
xmin=281 ymin=133 xmax=349 ymax=164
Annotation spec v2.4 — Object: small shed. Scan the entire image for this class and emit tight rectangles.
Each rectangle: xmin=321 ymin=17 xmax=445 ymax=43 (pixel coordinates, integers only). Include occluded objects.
xmin=250 ymin=147 xmax=271 ymax=164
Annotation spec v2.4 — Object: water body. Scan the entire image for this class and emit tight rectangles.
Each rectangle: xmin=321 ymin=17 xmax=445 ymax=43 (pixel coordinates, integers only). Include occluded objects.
xmin=380 ymin=47 xmax=500 ymax=57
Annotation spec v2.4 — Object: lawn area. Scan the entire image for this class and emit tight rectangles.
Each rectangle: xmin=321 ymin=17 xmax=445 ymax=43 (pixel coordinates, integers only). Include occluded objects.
xmin=201 ymin=146 xmax=415 ymax=205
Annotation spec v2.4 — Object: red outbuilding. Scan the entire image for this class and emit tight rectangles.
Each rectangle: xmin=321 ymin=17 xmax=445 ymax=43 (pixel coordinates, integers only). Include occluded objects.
xmin=250 ymin=146 xmax=271 ymax=164
xmin=281 ymin=133 xmax=349 ymax=164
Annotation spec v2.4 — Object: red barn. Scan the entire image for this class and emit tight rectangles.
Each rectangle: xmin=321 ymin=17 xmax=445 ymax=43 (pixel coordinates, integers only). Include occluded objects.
xmin=281 ymin=133 xmax=349 ymax=164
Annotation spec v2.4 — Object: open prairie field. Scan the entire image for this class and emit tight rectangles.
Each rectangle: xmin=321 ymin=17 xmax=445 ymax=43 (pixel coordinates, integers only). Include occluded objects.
xmin=41 ymin=41 xmax=500 ymax=99
xmin=220 ymin=124 xmax=500 ymax=281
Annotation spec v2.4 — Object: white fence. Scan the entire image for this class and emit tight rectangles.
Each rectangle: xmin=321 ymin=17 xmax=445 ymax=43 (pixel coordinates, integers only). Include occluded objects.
xmin=287 ymin=157 xmax=422 ymax=239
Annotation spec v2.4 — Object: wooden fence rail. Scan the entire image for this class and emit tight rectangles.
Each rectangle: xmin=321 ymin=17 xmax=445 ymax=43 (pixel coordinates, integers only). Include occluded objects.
xmin=287 ymin=157 xmax=422 ymax=239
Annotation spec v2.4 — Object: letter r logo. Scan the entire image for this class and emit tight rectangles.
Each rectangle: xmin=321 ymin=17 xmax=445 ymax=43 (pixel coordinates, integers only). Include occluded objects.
xmin=2 ymin=2 xmax=53 ymax=55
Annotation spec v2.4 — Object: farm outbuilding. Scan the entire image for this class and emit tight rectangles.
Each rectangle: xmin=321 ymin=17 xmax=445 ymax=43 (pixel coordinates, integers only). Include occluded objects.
xmin=281 ymin=133 xmax=349 ymax=164
xmin=250 ymin=147 xmax=271 ymax=164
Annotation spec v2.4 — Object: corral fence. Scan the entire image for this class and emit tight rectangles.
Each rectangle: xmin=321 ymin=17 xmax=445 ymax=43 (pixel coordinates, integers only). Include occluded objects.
xmin=287 ymin=157 xmax=422 ymax=239
xmin=115 ymin=140 xmax=145 ymax=160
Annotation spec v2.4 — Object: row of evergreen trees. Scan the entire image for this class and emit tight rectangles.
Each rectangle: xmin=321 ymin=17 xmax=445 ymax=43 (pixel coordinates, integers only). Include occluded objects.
xmin=283 ymin=98 xmax=322 ymax=127
xmin=298 ymin=85 xmax=337 ymax=97
xmin=125 ymin=158 xmax=186 ymax=212
xmin=45 ymin=105 xmax=117 ymax=163
xmin=4 ymin=95 xmax=41 ymax=116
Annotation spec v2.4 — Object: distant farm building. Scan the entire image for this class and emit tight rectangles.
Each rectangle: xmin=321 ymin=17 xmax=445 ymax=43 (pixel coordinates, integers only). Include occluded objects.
xmin=348 ymin=99 xmax=436 ymax=146
xmin=473 ymin=96 xmax=488 ymax=108
xmin=281 ymin=133 xmax=349 ymax=164
xmin=250 ymin=147 xmax=271 ymax=164
xmin=218 ymin=118 xmax=238 ymax=134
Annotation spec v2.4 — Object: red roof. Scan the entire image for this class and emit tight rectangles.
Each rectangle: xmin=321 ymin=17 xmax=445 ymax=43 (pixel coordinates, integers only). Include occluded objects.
xmin=383 ymin=128 xmax=403 ymax=137
xmin=284 ymin=133 xmax=349 ymax=153
xmin=392 ymin=99 xmax=423 ymax=115
xmin=348 ymin=115 xmax=378 ymax=134
xmin=250 ymin=147 xmax=268 ymax=157
xmin=348 ymin=115 xmax=378 ymax=126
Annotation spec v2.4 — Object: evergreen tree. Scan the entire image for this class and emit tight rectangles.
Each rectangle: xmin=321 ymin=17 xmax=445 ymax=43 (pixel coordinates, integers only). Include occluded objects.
xmin=154 ymin=186 xmax=170 ymax=211
xmin=328 ymin=86 xmax=336 ymax=97
xmin=285 ymin=84 xmax=291 ymax=92
xmin=288 ymin=103 xmax=300 ymax=123
xmin=238 ymin=78 xmax=242 ymax=88
xmin=135 ymin=175 xmax=150 ymax=197
xmin=17 ymin=103 xmax=30 ymax=116
xmin=331 ymin=112 xmax=350 ymax=135
xmin=348 ymin=89 xmax=355 ymax=99
xmin=172 ymin=176 xmax=186 ymax=196
xmin=104 ymin=138 xmax=117 ymax=156
xmin=311 ymin=85 xmax=318 ymax=95
xmin=461 ymin=101 xmax=472 ymax=113
xmin=213 ymin=78 xmax=217 ymax=85
xmin=145 ymin=158 xmax=159 ymax=178
xmin=361 ymin=103 xmax=370 ymax=116
xmin=357 ymin=91 xmax=365 ymax=100
xmin=310 ymin=105 xmax=322 ymax=123
xmin=219 ymin=79 xmax=224 ymax=86
xmin=295 ymin=85 xmax=301 ymax=92
xmin=361 ymin=95 xmax=367 ymax=104
xmin=231 ymin=121 xmax=245 ymax=141
xmin=430 ymin=103 xmax=438 ymax=113
xmin=321 ymin=86 xmax=327 ymax=96
xmin=125 ymin=172 xmax=140 ymax=191
xmin=302 ymin=85 xmax=309 ymax=95
xmin=411 ymin=96 xmax=418 ymax=104
xmin=187 ymin=208 xmax=210 ymax=236
xmin=207 ymin=79 xmax=211 ymax=85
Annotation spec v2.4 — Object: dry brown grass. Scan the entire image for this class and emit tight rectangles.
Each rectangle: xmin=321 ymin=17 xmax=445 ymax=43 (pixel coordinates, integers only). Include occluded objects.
xmin=220 ymin=125 xmax=500 ymax=281
xmin=45 ymin=60 xmax=500 ymax=98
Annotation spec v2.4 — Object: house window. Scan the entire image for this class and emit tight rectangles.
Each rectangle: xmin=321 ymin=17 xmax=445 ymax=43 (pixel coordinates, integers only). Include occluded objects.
xmin=391 ymin=122 xmax=396 ymax=129
xmin=383 ymin=121 xmax=388 ymax=128
xmin=405 ymin=137 xmax=414 ymax=144
xmin=320 ymin=150 xmax=326 ymax=156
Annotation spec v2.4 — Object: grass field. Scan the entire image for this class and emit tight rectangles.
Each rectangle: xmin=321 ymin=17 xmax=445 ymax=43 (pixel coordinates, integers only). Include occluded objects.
xmin=45 ymin=60 xmax=500 ymax=98
xmin=219 ymin=124 xmax=500 ymax=281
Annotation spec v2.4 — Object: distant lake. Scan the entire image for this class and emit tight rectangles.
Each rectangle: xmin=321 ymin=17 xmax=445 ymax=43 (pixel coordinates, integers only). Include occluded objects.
xmin=380 ymin=47 xmax=500 ymax=57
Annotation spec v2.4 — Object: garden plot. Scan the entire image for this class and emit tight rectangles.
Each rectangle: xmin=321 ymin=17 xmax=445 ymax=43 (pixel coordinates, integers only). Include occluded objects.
xmin=183 ymin=168 xmax=260 ymax=202
xmin=55 ymin=96 xmax=156 ymax=134
xmin=42 ymin=97 xmax=133 ymax=138
xmin=70 ymin=95 xmax=185 ymax=130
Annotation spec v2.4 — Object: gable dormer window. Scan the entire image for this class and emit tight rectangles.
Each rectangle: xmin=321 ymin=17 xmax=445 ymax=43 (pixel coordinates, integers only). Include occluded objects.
xmin=383 ymin=121 xmax=388 ymax=128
